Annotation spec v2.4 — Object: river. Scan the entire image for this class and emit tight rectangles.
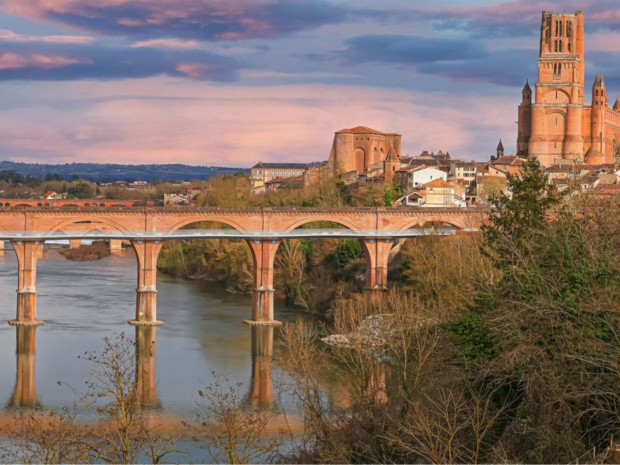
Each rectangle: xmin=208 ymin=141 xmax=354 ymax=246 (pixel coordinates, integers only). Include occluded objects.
xmin=0 ymin=245 xmax=312 ymax=461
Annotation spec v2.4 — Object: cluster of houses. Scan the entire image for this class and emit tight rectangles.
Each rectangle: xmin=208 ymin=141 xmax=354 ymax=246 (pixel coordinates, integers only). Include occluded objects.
xmin=250 ymin=135 xmax=620 ymax=207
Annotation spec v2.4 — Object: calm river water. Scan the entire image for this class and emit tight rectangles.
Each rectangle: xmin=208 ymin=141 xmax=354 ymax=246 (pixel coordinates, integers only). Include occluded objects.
xmin=0 ymin=245 xmax=313 ymax=460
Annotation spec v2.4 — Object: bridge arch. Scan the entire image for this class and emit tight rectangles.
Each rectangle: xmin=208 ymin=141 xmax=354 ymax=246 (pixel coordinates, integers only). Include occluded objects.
xmin=45 ymin=216 xmax=130 ymax=235
xmin=399 ymin=215 xmax=468 ymax=231
xmin=284 ymin=216 xmax=359 ymax=232
xmin=168 ymin=216 xmax=247 ymax=233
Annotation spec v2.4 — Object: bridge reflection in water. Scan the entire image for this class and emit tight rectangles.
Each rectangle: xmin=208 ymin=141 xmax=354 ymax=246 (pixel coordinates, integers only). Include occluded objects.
xmin=7 ymin=324 xmax=277 ymax=413
xmin=248 ymin=326 xmax=275 ymax=409
xmin=9 ymin=326 xmax=39 ymax=408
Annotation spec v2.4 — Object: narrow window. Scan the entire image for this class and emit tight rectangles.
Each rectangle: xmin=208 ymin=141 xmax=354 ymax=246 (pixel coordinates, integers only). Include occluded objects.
xmin=567 ymin=21 xmax=572 ymax=38
xmin=568 ymin=42 xmax=572 ymax=52
xmin=554 ymin=40 xmax=558 ymax=52
xmin=559 ymin=21 xmax=563 ymax=37
xmin=559 ymin=40 xmax=563 ymax=52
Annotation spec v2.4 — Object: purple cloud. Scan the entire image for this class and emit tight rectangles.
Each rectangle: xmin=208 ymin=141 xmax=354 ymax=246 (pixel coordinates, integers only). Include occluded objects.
xmin=2 ymin=0 xmax=348 ymax=41
xmin=0 ymin=39 xmax=239 ymax=81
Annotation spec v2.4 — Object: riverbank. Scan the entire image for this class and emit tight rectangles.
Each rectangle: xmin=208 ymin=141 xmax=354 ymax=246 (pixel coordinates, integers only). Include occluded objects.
xmin=59 ymin=242 xmax=111 ymax=261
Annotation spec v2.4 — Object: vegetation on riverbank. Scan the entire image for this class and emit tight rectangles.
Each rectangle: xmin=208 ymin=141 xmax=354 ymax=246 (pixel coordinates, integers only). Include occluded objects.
xmin=3 ymin=158 xmax=619 ymax=463
xmin=59 ymin=242 xmax=111 ymax=261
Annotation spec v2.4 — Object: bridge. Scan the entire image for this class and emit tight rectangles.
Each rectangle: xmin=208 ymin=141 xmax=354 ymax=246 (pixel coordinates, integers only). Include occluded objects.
xmin=0 ymin=206 xmax=486 ymax=327
xmin=0 ymin=199 xmax=138 ymax=208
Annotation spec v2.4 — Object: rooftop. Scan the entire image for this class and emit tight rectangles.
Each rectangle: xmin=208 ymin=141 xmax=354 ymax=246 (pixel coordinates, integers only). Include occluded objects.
xmin=335 ymin=126 xmax=400 ymax=136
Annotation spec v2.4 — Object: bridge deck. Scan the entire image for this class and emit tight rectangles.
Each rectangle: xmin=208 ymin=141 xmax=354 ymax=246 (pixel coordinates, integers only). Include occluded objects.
xmin=0 ymin=227 xmax=471 ymax=241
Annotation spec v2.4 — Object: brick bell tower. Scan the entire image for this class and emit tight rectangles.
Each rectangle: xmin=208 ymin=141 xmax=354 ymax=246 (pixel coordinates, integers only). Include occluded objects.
xmin=525 ymin=10 xmax=585 ymax=166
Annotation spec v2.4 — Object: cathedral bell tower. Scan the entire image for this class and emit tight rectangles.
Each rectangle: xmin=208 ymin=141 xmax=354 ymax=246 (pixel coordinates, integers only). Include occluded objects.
xmin=526 ymin=10 xmax=585 ymax=166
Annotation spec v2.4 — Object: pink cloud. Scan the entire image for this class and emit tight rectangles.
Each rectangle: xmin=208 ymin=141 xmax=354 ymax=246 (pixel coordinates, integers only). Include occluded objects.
xmin=0 ymin=52 xmax=89 ymax=70
xmin=0 ymin=29 xmax=94 ymax=44
xmin=0 ymin=0 xmax=344 ymax=41
xmin=0 ymin=77 xmax=515 ymax=166
xmin=131 ymin=38 xmax=202 ymax=49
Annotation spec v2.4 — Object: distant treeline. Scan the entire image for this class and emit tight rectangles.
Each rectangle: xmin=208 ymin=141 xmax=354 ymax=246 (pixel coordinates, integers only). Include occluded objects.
xmin=0 ymin=161 xmax=247 ymax=182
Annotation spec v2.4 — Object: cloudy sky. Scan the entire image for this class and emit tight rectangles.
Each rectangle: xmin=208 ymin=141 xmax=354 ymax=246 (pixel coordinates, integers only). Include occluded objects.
xmin=0 ymin=0 xmax=619 ymax=167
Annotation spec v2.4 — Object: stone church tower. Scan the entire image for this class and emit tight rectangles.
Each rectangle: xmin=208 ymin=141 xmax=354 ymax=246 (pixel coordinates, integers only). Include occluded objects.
xmin=518 ymin=10 xmax=620 ymax=166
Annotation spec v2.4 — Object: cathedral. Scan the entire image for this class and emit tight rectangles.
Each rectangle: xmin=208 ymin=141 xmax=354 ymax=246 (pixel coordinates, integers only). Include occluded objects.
xmin=518 ymin=10 xmax=620 ymax=166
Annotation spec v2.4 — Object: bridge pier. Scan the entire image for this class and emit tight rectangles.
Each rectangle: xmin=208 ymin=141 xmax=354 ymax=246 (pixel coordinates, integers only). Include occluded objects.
xmin=9 ymin=241 xmax=44 ymax=326
xmin=109 ymin=239 xmax=123 ymax=250
xmin=245 ymin=239 xmax=281 ymax=326
xmin=362 ymin=238 xmax=394 ymax=293
xmin=129 ymin=240 xmax=164 ymax=326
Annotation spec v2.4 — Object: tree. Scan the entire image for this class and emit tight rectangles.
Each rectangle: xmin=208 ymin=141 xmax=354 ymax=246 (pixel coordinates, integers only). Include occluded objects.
xmin=67 ymin=182 xmax=93 ymax=199
xmin=195 ymin=374 xmax=280 ymax=464
xmin=79 ymin=333 xmax=178 ymax=464
xmin=332 ymin=238 xmax=363 ymax=269
xmin=455 ymin=158 xmax=620 ymax=462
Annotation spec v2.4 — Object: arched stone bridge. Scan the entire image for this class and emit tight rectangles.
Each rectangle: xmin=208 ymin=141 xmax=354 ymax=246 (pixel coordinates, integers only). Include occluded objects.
xmin=0 ymin=207 xmax=486 ymax=327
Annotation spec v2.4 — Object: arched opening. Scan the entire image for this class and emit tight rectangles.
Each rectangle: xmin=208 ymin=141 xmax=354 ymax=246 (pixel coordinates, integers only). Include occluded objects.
xmin=160 ymin=219 xmax=251 ymax=292
xmin=354 ymin=148 xmax=365 ymax=174
xmin=274 ymin=219 xmax=365 ymax=314
xmin=388 ymin=220 xmax=483 ymax=315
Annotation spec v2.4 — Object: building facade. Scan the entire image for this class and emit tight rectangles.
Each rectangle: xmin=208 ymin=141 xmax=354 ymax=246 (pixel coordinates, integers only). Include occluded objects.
xmin=517 ymin=10 xmax=620 ymax=166
xmin=328 ymin=126 xmax=402 ymax=174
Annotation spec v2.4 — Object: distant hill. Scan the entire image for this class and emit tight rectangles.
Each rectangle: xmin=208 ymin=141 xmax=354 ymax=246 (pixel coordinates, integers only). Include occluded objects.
xmin=0 ymin=161 xmax=247 ymax=182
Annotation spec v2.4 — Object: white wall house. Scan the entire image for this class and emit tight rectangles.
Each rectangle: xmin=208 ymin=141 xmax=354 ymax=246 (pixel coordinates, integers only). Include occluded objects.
xmin=398 ymin=166 xmax=447 ymax=189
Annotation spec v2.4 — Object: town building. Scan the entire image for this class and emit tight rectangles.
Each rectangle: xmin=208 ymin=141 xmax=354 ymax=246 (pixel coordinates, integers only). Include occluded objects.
xmin=517 ymin=10 xmax=620 ymax=166
xmin=328 ymin=126 xmax=401 ymax=174
xmin=452 ymin=161 xmax=477 ymax=186
xmin=250 ymin=162 xmax=309 ymax=193
xmin=421 ymin=179 xmax=466 ymax=208
xmin=395 ymin=165 xmax=447 ymax=191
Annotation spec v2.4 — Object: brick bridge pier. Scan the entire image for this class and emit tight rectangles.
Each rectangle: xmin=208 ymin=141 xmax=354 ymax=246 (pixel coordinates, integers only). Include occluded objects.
xmin=0 ymin=207 xmax=485 ymax=327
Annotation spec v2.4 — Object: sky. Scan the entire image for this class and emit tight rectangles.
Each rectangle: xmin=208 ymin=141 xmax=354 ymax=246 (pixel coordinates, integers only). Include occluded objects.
xmin=0 ymin=0 xmax=619 ymax=167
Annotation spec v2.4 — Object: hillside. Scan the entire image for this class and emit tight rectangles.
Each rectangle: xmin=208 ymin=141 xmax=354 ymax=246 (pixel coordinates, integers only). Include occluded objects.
xmin=0 ymin=161 xmax=246 ymax=182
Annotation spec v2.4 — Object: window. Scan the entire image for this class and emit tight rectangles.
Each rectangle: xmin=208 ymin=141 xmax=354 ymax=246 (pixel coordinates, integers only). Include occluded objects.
xmin=559 ymin=21 xmax=563 ymax=37
xmin=558 ymin=40 xmax=563 ymax=52
xmin=567 ymin=21 xmax=572 ymax=38
xmin=554 ymin=40 xmax=558 ymax=52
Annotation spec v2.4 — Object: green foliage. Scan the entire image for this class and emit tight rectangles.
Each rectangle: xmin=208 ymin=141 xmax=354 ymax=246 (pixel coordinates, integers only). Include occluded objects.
xmin=482 ymin=156 xmax=559 ymax=268
xmin=450 ymin=312 xmax=497 ymax=361
xmin=67 ymin=181 xmax=94 ymax=199
xmin=332 ymin=238 xmax=363 ymax=269
xmin=383 ymin=182 xmax=402 ymax=207
xmin=45 ymin=172 xmax=64 ymax=181
xmin=299 ymin=238 xmax=312 ymax=258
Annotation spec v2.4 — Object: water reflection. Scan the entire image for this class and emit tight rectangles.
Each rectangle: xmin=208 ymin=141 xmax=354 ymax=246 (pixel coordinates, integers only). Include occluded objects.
xmin=135 ymin=326 xmax=159 ymax=408
xmin=247 ymin=326 xmax=274 ymax=409
xmin=9 ymin=326 xmax=39 ymax=408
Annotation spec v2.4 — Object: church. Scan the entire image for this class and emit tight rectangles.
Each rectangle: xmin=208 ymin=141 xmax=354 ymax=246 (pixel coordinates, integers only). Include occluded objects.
xmin=517 ymin=10 xmax=620 ymax=166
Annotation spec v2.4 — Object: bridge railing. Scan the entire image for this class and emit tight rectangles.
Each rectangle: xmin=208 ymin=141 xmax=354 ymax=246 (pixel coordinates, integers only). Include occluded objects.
xmin=0 ymin=227 xmax=477 ymax=241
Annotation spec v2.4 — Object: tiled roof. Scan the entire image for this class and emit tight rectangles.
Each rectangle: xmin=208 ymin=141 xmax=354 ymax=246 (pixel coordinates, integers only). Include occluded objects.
xmin=424 ymin=179 xmax=454 ymax=188
xmin=335 ymin=126 xmax=400 ymax=136
xmin=493 ymin=155 xmax=525 ymax=166
xmin=252 ymin=162 xmax=309 ymax=169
